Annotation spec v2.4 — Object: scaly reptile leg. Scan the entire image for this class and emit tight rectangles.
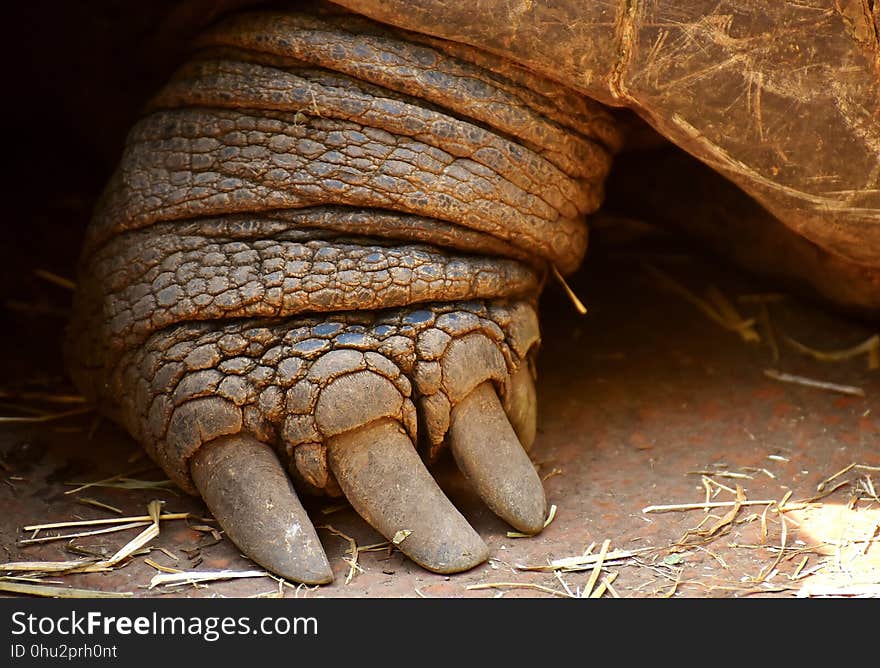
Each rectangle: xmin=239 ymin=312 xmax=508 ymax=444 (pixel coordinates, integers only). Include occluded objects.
xmin=67 ymin=7 xmax=620 ymax=582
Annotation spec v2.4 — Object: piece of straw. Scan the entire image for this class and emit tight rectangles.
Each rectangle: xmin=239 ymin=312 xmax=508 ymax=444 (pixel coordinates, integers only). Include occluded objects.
xmin=590 ymin=571 xmax=619 ymax=599
xmin=0 ymin=406 xmax=93 ymax=424
xmin=33 ymin=268 xmax=76 ymax=291
xmin=149 ymin=570 xmax=269 ymax=588
xmin=516 ymin=547 xmax=647 ymax=572
xmin=508 ymin=504 xmax=557 ymax=538
xmin=24 ymin=512 xmax=192 ymax=531
xmin=100 ymin=500 xmax=163 ymax=567
xmin=817 ymin=463 xmax=880 ymax=492
xmin=63 ymin=468 xmax=166 ymax=495
xmin=144 ymin=559 xmax=183 ymax=574
xmin=75 ymin=498 xmax=123 ymax=514
xmin=581 ymin=539 xmax=611 ymax=598
xmin=643 ymin=264 xmax=759 ymax=342
xmin=642 ymin=499 xmax=776 ymax=513
xmin=763 ymin=369 xmax=865 ymax=397
xmin=0 ymin=560 xmax=103 ymax=573
xmin=465 ymin=582 xmax=571 ymax=598
xmin=784 ymin=334 xmax=879 ymax=370
xmin=551 ymin=265 xmax=588 ymax=315
xmin=18 ymin=521 xmax=152 ymax=545
xmin=0 ymin=581 xmax=132 ymax=598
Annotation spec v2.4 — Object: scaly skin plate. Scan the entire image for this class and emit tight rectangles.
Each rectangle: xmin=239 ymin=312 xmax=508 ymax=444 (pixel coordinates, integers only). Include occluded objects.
xmin=66 ymin=2 xmax=879 ymax=582
xmin=66 ymin=7 xmax=616 ymax=582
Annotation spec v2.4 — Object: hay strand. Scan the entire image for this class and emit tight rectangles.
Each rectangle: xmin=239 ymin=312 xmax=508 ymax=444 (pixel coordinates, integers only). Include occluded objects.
xmin=149 ymin=569 xmax=269 ymax=588
xmin=507 ymin=504 xmax=557 ymax=538
xmin=642 ymin=499 xmax=776 ymax=513
xmin=763 ymin=369 xmax=865 ymax=397
xmin=24 ymin=512 xmax=193 ymax=531
xmin=0 ymin=406 xmax=93 ymax=424
xmin=75 ymin=497 xmax=123 ymax=514
xmin=643 ymin=264 xmax=760 ymax=342
xmin=0 ymin=581 xmax=131 ymax=598
xmin=18 ymin=520 xmax=152 ymax=545
xmin=581 ymin=539 xmax=610 ymax=598
xmin=784 ymin=334 xmax=879 ymax=370
xmin=516 ymin=547 xmax=647 ymax=572
xmin=33 ymin=268 xmax=76 ymax=291
xmin=551 ymin=265 xmax=588 ymax=315
xmin=465 ymin=582 xmax=572 ymax=598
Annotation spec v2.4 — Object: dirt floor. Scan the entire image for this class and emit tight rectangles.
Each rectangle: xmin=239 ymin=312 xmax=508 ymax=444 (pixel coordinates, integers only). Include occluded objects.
xmin=1 ymin=214 xmax=878 ymax=599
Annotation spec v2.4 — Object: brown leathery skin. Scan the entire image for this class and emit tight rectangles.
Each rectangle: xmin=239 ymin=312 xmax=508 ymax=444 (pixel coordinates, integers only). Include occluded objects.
xmin=68 ymin=9 xmax=611 ymax=499
xmin=335 ymin=0 xmax=880 ymax=276
xmin=66 ymin=7 xmax=612 ymax=578
xmin=47 ymin=1 xmax=879 ymax=309
xmin=53 ymin=0 xmax=878 ymax=580
xmin=194 ymin=12 xmax=619 ymax=176
xmin=69 ymin=226 xmax=541 ymax=385
xmin=86 ymin=106 xmax=594 ymax=271
xmin=101 ymin=299 xmax=539 ymax=496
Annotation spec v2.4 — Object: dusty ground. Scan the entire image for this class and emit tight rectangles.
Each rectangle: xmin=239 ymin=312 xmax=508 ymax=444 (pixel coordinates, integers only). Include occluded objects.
xmin=1 ymin=214 xmax=878 ymax=599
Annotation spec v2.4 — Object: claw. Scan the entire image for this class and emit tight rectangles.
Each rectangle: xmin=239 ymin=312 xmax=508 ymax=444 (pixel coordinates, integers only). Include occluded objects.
xmin=503 ymin=363 xmax=538 ymax=451
xmin=449 ymin=382 xmax=547 ymax=534
xmin=326 ymin=419 xmax=488 ymax=574
xmin=190 ymin=434 xmax=333 ymax=584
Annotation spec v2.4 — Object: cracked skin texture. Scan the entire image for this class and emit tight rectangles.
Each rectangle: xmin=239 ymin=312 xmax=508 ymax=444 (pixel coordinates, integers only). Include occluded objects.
xmin=65 ymin=1 xmax=878 ymax=578
xmin=68 ymin=7 xmax=612 ymax=497
xmin=96 ymin=0 xmax=879 ymax=305
xmin=334 ymin=0 xmax=880 ymax=275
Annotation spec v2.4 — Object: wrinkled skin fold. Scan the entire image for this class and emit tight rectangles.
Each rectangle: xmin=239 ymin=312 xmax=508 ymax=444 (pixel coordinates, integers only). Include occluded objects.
xmin=66 ymin=0 xmax=879 ymax=583
xmin=67 ymin=5 xmax=618 ymax=581
xmin=334 ymin=0 xmax=880 ymax=277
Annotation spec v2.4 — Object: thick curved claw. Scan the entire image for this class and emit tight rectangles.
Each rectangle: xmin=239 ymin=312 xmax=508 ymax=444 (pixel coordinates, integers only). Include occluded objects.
xmin=326 ymin=419 xmax=488 ymax=574
xmin=503 ymin=363 xmax=538 ymax=451
xmin=449 ymin=381 xmax=547 ymax=534
xmin=190 ymin=434 xmax=333 ymax=585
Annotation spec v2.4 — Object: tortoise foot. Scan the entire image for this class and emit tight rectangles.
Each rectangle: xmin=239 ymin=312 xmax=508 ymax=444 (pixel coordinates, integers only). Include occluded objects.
xmin=115 ymin=300 xmax=544 ymax=581
xmin=64 ymin=7 xmax=611 ymax=584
